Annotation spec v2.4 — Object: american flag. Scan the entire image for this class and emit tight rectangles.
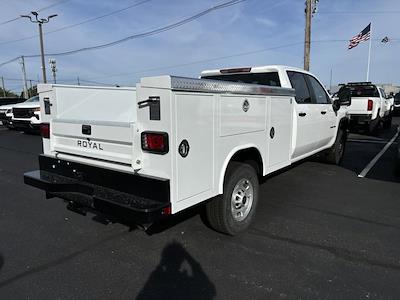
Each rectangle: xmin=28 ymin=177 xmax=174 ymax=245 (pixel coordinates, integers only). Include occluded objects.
xmin=348 ymin=23 xmax=371 ymax=49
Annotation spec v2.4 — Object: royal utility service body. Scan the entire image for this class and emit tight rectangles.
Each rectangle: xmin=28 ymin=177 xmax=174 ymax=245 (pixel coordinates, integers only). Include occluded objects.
xmin=24 ymin=65 xmax=350 ymax=235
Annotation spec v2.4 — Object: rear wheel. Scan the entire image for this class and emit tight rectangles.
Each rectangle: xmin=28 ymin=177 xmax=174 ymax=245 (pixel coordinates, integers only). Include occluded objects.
xmin=205 ymin=162 xmax=259 ymax=235
xmin=383 ymin=113 xmax=392 ymax=129
xmin=324 ymin=129 xmax=346 ymax=165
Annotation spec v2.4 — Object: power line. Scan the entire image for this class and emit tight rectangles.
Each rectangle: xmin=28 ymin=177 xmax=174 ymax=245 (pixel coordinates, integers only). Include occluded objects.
xmin=89 ymin=41 xmax=305 ymax=81
xmin=48 ymin=0 xmax=152 ymax=34
xmin=0 ymin=0 xmax=247 ymax=69
xmin=31 ymin=0 xmax=249 ymax=57
xmin=318 ymin=11 xmax=400 ymax=14
xmin=83 ymin=38 xmax=400 ymax=81
xmin=0 ymin=0 xmax=71 ymax=26
xmin=1 ymin=36 xmax=398 ymax=71
xmin=0 ymin=57 xmax=21 ymax=68
xmin=0 ymin=0 xmax=153 ymax=46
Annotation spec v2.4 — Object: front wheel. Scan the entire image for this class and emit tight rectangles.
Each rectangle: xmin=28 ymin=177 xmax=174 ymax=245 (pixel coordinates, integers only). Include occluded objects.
xmin=324 ymin=129 xmax=346 ymax=165
xmin=205 ymin=162 xmax=259 ymax=235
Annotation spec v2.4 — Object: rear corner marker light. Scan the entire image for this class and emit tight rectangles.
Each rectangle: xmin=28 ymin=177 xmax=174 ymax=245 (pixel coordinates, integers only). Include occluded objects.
xmin=367 ymin=99 xmax=373 ymax=111
xmin=40 ymin=123 xmax=50 ymax=139
xmin=141 ymin=131 xmax=169 ymax=154
xmin=162 ymin=206 xmax=172 ymax=215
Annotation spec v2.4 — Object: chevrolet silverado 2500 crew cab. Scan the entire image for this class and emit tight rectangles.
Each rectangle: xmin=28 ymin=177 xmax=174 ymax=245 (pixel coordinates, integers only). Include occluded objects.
xmin=24 ymin=65 xmax=350 ymax=235
xmin=0 ymin=104 xmax=15 ymax=128
xmin=338 ymin=82 xmax=392 ymax=132
xmin=12 ymin=96 xmax=41 ymax=132
xmin=0 ymin=97 xmax=26 ymax=128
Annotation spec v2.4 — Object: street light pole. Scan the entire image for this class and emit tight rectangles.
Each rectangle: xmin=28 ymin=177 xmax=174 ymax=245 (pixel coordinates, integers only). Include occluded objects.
xmin=38 ymin=23 xmax=47 ymax=83
xmin=21 ymin=12 xmax=57 ymax=84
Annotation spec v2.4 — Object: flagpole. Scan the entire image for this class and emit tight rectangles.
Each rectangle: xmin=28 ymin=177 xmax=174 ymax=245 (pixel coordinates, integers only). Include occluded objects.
xmin=366 ymin=23 xmax=372 ymax=81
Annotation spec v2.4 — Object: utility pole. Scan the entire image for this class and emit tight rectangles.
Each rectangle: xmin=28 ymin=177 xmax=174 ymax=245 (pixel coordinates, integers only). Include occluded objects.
xmin=1 ymin=76 xmax=6 ymax=97
xmin=49 ymin=58 xmax=57 ymax=83
xmin=304 ymin=0 xmax=312 ymax=71
xmin=77 ymin=76 xmax=80 ymax=85
xmin=304 ymin=0 xmax=319 ymax=71
xmin=20 ymin=56 xmax=29 ymax=98
xmin=21 ymin=12 xmax=57 ymax=84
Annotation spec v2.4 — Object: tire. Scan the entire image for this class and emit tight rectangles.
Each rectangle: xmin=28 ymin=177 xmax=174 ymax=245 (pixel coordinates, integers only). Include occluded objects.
xmin=383 ymin=113 xmax=392 ymax=129
xmin=325 ymin=129 xmax=346 ymax=165
xmin=205 ymin=162 xmax=259 ymax=235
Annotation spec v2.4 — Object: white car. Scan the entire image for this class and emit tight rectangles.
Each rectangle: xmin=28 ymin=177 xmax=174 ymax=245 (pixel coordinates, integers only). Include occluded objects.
xmin=25 ymin=65 xmax=350 ymax=235
xmin=12 ymin=96 xmax=41 ymax=132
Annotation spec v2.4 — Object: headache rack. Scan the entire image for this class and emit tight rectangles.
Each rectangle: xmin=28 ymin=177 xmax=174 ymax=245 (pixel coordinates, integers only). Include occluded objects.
xmin=141 ymin=76 xmax=295 ymax=97
xmin=345 ymin=82 xmax=374 ymax=86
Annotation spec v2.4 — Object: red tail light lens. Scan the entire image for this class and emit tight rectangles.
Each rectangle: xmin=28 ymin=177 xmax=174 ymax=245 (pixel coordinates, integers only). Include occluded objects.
xmin=141 ymin=132 xmax=169 ymax=154
xmin=40 ymin=123 xmax=50 ymax=139
xmin=367 ymin=99 xmax=373 ymax=111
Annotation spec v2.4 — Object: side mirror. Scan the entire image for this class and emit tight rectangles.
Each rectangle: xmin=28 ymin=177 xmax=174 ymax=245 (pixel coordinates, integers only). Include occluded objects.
xmin=337 ymin=88 xmax=351 ymax=106
xmin=332 ymin=99 xmax=340 ymax=112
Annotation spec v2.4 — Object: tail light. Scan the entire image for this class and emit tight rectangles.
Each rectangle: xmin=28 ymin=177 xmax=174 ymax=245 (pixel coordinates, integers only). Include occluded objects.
xmin=367 ymin=99 xmax=373 ymax=111
xmin=141 ymin=131 xmax=169 ymax=154
xmin=40 ymin=123 xmax=50 ymax=139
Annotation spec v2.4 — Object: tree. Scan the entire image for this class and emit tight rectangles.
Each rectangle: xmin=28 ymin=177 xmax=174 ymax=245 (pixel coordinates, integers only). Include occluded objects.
xmin=0 ymin=87 xmax=18 ymax=98
xmin=21 ymin=85 xmax=38 ymax=98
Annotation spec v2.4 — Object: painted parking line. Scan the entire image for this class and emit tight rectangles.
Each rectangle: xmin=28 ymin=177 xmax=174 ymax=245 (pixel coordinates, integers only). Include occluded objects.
xmin=358 ymin=126 xmax=400 ymax=178
xmin=348 ymin=139 xmax=394 ymax=145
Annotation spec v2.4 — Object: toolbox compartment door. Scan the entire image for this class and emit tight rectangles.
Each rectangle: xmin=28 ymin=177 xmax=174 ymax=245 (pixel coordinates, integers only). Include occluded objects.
xmin=175 ymin=93 xmax=214 ymax=201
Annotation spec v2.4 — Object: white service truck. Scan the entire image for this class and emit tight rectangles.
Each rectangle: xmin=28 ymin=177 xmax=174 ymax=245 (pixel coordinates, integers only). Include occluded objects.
xmin=24 ymin=65 xmax=350 ymax=235
xmin=338 ymin=82 xmax=393 ymax=132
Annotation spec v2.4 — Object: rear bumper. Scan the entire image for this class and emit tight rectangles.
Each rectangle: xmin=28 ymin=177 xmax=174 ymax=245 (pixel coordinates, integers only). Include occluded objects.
xmin=12 ymin=120 xmax=40 ymax=130
xmin=24 ymin=155 xmax=171 ymax=224
xmin=348 ymin=114 xmax=373 ymax=125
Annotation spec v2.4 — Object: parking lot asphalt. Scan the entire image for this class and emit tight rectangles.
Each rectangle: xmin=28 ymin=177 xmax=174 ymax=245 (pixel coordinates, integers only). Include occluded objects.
xmin=0 ymin=119 xmax=400 ymax=299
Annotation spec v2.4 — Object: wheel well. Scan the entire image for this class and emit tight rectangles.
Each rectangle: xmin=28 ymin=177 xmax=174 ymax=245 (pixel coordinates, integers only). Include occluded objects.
xmin=339 ymin=117 xmax=349 ymax=131
xmin=229 ymin=147 xmax=263 ymax=176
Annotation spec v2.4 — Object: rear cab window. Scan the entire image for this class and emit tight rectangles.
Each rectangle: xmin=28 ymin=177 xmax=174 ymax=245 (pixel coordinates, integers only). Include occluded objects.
xmin=339 ymin=84 xmax=379 ymax=98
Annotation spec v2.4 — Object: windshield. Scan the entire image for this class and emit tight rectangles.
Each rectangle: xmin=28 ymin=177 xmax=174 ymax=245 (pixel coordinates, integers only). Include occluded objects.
xmin=25 ymin=96 xmax=39 ymax=103
xmin=202 ymin=72 xmax=281 ymax=87
xmin=340 ymin=85 xmax=379 ymax=97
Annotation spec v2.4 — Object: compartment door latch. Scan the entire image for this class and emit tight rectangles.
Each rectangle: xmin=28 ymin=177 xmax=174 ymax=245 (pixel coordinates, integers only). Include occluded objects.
xmin=43 ymin=97 xmax=52 ymax=115
xmin=138 ymin=96 xmax=160 ymax=120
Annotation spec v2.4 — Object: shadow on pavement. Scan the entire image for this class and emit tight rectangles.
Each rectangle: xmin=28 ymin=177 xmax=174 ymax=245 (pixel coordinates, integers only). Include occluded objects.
xmin=136 ymin=241 xmax=216 ymax=300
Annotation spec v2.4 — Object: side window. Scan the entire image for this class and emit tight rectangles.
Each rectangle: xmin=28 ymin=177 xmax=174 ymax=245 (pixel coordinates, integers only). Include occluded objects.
xmin=379 ymin=88 xmax=386 ymax=99
xmin=287 ymin=71 xmax=312 ymax=104
xmin=306 ymin=75 xmax=331 ymax=104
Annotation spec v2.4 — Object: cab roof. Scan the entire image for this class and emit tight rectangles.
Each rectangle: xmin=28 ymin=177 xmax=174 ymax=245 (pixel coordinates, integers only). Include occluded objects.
xmin=201 ymin=65 xmax=310 ymax=77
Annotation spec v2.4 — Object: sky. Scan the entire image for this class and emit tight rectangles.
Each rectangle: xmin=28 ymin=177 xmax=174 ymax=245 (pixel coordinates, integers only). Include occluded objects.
xmin=0 ymin=0 xmax=399 ymax=93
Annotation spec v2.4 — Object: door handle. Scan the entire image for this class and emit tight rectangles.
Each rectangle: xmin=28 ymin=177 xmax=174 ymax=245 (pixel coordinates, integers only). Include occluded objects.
xmin=321 ymin=111 xmax=327 ymax=115
xmin=298 ymin=112 xmax=307 ymax=117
